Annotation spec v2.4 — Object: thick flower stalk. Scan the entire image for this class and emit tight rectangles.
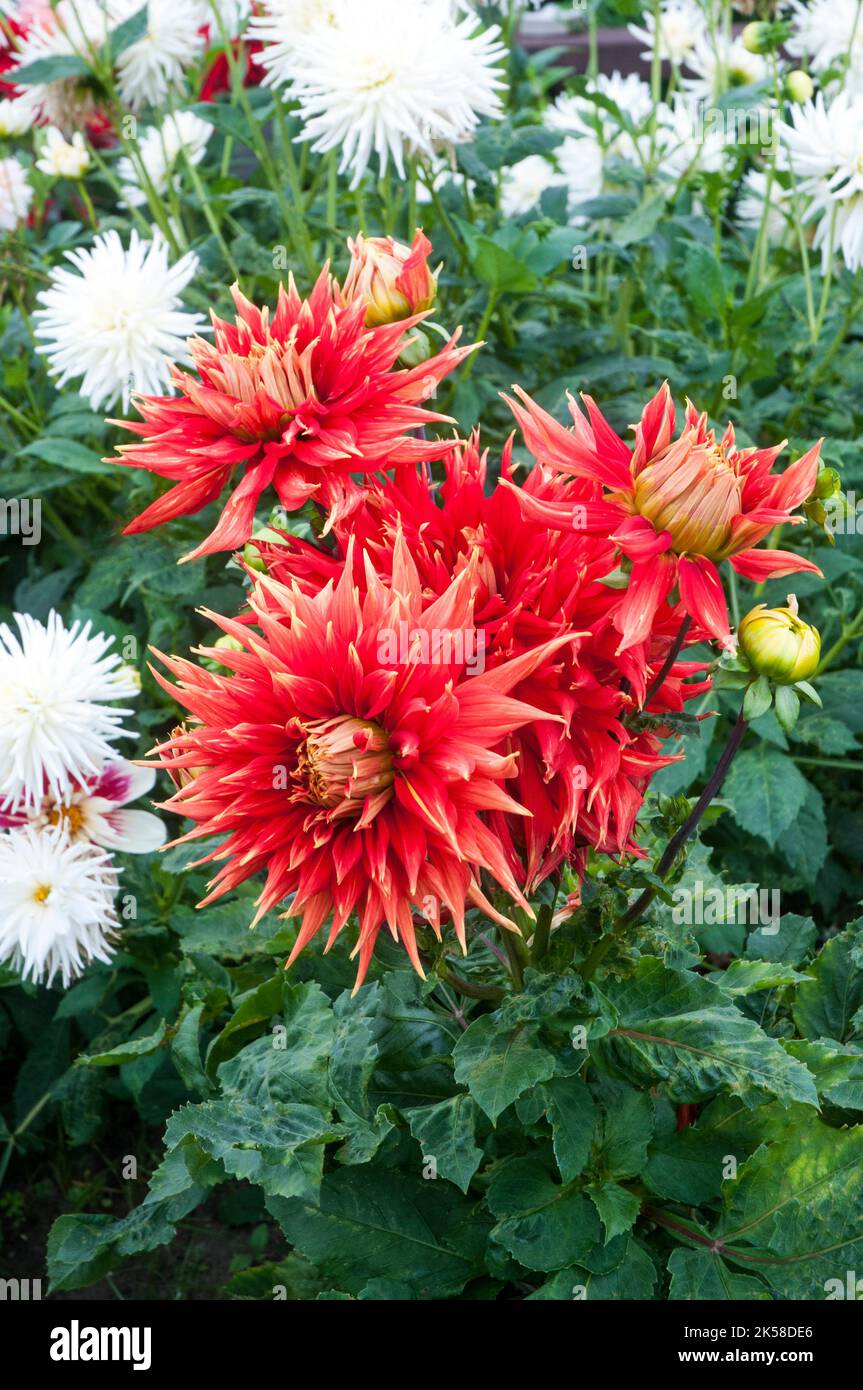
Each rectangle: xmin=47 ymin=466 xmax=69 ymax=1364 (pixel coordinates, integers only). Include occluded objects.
xmin=502 ymin=382 xmax=823 ymax=651
xmin=150 ymin=540 xmax=574 ymax=986
xmin=112 ymin=259 xmax=473 ymax=561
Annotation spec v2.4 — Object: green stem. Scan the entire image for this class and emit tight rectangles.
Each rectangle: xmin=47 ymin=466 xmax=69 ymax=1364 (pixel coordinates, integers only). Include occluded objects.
xmin=460 ymin=289 xmax=500 ymax=383
xmin=500 ymin=927 xmax=525 ymax=991
xmin=816 ymin=603 xmax=863 ymax=674
xmin=582 ymin=709 xmax=749 ymax=982
xmin=792 ymin=756 xmax=863 ymax=772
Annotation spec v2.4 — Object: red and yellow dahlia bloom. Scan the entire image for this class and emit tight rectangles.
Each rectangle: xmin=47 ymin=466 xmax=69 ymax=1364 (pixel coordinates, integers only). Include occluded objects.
xmin=259 ymin=436 xmax=710 ymax=890
xmin=112 ymin=255 xmax=472 ymax=561
xmin=150 ymin=539 xmax=574 ymax=987
xmin=343 ymin=229 xmax=437 ymax=327
xmin=503 ymin=382 xmax=823 ymax=651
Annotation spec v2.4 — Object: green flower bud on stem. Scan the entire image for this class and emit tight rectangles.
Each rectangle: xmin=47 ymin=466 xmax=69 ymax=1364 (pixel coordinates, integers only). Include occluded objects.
xmin=737 ymin=596 xmax=821 ymax=684
xmin=786 ymin=69 xmax=814 ymax=104
xmin=742 ymin=19 xmax=792 ymax=53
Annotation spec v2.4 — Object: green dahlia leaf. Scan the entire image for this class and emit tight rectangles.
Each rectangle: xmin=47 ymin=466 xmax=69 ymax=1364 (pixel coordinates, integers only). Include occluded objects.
xmin=487 ymin=1156 xmax=601 ymax=1273
xmin=592 ymin=958 xmax=818 ymax=1107
xmin=268 ymin=1168 xmax=481 ymax=1298
xmin=793 ymin=920 xmax=863 ymax=1044
xmin=453 ymin=1013 xmax=557 ymax=1123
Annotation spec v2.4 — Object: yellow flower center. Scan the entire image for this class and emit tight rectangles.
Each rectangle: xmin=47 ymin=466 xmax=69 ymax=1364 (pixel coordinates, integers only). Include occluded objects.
xmin=299 ymin=715 xmax=394 ymax=816
xmin=47 ymin=801 xmax=86 ymax=836
xmin=32 ymin=884 xmax=52 ymax=905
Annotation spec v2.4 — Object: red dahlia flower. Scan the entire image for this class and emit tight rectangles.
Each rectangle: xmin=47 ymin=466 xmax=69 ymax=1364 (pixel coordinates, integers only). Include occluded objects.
xmin=258 ymin=437 xmax=710 ymax=889
xmin=150 ymin=539 xmax=574 ymax=986
xmin=112 ymin=261 xmax=473 ymax=562
xmin=502 ymin=382 xmax=823 ymax=651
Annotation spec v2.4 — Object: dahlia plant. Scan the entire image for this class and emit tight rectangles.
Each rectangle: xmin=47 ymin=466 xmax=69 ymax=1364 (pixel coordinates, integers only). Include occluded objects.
xmin=2 ymin=0 xmax=863 ymax=1319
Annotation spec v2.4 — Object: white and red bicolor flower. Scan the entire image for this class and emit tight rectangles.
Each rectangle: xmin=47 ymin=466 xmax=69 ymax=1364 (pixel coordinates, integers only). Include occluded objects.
xmin=112 ymin=256 xmax=474 ymax=562
xmin=149 ymin=538 xmax=573 ymax=987
xmin=0 ymin=760 xmax=166 ymax=854
xmin=502 ymin=382 xmax=823 ymax=651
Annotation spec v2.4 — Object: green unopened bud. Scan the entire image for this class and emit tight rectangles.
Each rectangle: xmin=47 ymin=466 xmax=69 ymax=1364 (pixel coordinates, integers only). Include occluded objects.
xmin=737 ymin=596 xmax=821 ymax=684
xmin=252 ymin=526 xmax=288 ymax=545
xmin=243 ymin=542 xmax=268 ymax=573
xmin=742 ymin=19 xmax=792 ymax=53
xmin=742 ymin=21 xmax=769 ymax=52
xmin=243 ymin=526 xmax=288 ymax=574
xmin=397 ymin=328 xmax=432 ymax=369
xmin=786 ymin=69 xmax=814 ymax=105
xmin=812 ymin=466 xmax=841 ymax=501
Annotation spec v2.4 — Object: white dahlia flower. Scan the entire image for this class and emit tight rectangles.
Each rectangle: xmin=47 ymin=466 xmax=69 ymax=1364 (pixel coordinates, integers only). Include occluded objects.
xmin=252 ymin=0 xmax=507 ymax=186
xmin=0 ymin=825 xmax=120 ymax=987
xmin=115 ymin=0 xmax=207 ymax=109
xmin=35 ymin=127 xmax=91 ymax=179
xmin=34 ymin=229 xmax=203 ymax=411
xmin=0 ymin=97 xmax=32 ymax=138
xmin=629 ymin=0 xmax=707 ymax=68
xmin=682 ymin=32 xmax=768 ymax=104
xmin=501 ymin=153 xmax=560 ymax=217
xmin=779 ymin=91 xmax=863 ymax=271
xmin=0 ymin=611 xmax=139 ymax=815
xmin=787 ymin=0 xmax=863 ymax=96
xmin=10 ymin=0 xmax=123 ymax=131
xmin=118 ymin=110 xmax=213 ymax=205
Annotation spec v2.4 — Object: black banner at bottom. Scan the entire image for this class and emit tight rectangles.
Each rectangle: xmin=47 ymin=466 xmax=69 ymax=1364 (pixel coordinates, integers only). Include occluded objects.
xmin=0 ymin=1295 xmax=858 ymax=1375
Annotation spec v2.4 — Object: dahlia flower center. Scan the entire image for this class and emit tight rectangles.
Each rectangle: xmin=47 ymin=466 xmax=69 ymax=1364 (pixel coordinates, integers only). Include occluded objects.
xmin=633 ymin=439 xmax=743 ymax=559
xmin=47 ymin=801 xmax=86 ymax=836
xmin=298 ymin=715 xmax=394 ymax=813
xmin=203 ymin=340 xmax=312 ymax=442
xmin=32 ymin=884 xmax=52 ymax=905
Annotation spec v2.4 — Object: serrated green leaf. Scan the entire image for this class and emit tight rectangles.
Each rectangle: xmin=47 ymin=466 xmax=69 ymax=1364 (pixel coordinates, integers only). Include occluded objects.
xmin=717 ymin=959 xmax=804 ymax=996
xmin=667 ymin=1247 xmax=770 ymax=1300
xmin=592 ymin=958 xmax=818 ymax=1108
xmin=793 ymin=921 xmax=863 ymax=1044
xmin=328 ymin=988 xmax=394 ymax=1162
xmin=714 ymin=1119 xmax=863 ymax=1297
xmin=587 ymin=1181 xmax=641 ymax=1243
xmin=529 ymin=1239 xmax=657 ymax=1299
xmin=745 ymin=912 xmax=817 ymax=965
xmin=487 ymin=1156 xmax=601 ymax=1272
xmin=723 ymin=746 xmax=809 ymax=846
xmin=785 ymin=1039 xmax=863 ymax=1110
xmin=453 ymin=1014 xmax=556 ymax=1123
xmin=268 ymin=1168 xmax=479 ymax=1298
xmin=543 ymin=1075 xmax=596 ymax=1183
xmin=165 ymin=1098 xmax=335 ymax=1200
xmin=405 ymin=1095 xmax=483 ymax=1193
xmin=79 ymin=1017 xmax=167 ymax=1067
xmin=219 ymin=981 xmax=334 ymax=1110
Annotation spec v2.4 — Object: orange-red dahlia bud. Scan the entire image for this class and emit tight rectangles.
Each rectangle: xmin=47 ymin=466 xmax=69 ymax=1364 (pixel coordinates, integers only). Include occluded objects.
xmin=632 ymin=433 xmax=743 ymax=559
xmin=299 ymin=715 xmax=394 ymax=813
xmin=738 ymin=597 xmax=821 ymax=684
xmin=343 ymin=230 xmax=436 ymax=328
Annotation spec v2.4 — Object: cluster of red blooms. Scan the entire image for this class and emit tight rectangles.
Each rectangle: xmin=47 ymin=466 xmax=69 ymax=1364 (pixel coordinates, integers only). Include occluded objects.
xmin=115 ymin=232 xmax=821 ymax=986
